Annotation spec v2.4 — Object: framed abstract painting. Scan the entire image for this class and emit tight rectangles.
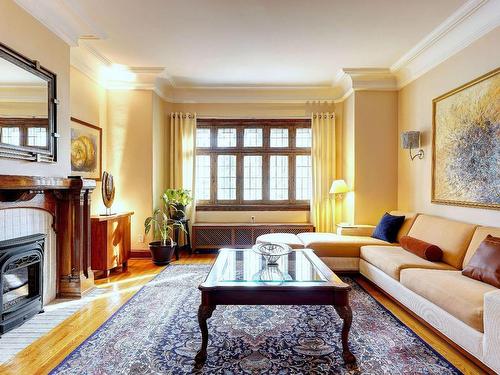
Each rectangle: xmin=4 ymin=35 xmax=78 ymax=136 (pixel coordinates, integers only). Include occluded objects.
xmin=70 ymin=117 xmax=102 ymax=181
xmin=432 ymin=68 xmax=499 ymax=210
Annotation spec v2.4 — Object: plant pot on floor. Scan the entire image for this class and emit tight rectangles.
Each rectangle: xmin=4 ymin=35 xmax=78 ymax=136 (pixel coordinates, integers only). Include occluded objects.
xmin=148 ymin=241 xmax=177 ymax=265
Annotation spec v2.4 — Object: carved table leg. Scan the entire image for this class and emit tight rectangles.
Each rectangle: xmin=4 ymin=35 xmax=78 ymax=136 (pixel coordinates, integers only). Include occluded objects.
xmin=195 ymin=304 xmax=216 ymax=365
xmin=334 ymin=304 xmax=356 ymax=364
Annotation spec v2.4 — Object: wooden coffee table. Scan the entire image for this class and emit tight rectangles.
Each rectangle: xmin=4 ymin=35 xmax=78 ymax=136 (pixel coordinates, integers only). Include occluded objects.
xmin=195 ymin=248 xmax=355 ymax=365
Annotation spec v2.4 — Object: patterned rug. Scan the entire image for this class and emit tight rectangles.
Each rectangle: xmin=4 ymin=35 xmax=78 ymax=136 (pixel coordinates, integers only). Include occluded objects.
xmin=51 ymin=265 xmax=459 ymax=374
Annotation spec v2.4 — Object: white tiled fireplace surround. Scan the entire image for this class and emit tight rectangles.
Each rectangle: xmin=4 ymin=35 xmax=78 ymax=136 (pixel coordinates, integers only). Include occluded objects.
xmin=0 ymin=208 xmax=56 ymax=304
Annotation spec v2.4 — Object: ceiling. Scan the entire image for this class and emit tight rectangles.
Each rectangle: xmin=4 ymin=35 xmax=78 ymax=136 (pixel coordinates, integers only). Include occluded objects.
xmin=69 ymin=0 xmax=466 ymax=87
xmin=0 ymin=58 xmax=46 ymax=86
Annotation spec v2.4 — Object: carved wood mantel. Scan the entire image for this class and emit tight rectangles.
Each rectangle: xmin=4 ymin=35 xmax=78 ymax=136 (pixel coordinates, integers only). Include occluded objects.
xmin=0 ymin=175 xmax=96 ymax=298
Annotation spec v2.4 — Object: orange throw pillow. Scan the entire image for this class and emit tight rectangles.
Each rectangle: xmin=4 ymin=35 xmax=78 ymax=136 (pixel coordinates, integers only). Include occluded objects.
xmin=462 ymin=235 xmax=500 ymax=288
xmin=400 ymin=236 xmax=443 ymax=261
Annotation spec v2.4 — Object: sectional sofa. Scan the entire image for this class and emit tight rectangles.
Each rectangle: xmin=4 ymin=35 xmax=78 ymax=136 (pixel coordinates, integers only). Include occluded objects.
xmin=256 ymin=212 xmax=500 ymax=373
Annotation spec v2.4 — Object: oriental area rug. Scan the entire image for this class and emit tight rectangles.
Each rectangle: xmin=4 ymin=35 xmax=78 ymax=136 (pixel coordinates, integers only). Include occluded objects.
xmin=51 ymin=265 xmax=459 ymax=374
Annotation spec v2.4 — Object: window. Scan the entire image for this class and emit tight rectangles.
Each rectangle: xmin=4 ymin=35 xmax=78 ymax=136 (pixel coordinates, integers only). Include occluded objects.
xmin=217 ymin=155 xmax=237 ymax=200
xmin=244 ymin=156 xmax=262 ymax=200
xmin=196 ymin=128 xmax=211 ymax=148
xmin=195 ymin=119 xmax=311 ymax=210
xmin=1 ymin=127 xmax=21 ymax=146
xmin=195 ymin=155 xmax=211 ymax=200
xmin=27 ymin=127 xmax=47 ymax=147
xmin=269 ymin=155 xmax=288 ymax=200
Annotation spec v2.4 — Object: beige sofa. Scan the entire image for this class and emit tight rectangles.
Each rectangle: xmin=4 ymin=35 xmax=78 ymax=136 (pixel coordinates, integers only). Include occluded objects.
xmin=256 ymin=213 xmax=500 ymax=373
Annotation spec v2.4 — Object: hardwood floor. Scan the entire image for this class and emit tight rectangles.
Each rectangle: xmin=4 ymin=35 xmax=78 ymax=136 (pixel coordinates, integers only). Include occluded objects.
xmin=0 ymin=253 xmax=485 ymax=374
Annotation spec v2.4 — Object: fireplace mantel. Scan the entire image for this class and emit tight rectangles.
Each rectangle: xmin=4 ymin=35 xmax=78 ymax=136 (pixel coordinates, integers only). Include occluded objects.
xmin=0 ymin=175 xmax=96 ymax=298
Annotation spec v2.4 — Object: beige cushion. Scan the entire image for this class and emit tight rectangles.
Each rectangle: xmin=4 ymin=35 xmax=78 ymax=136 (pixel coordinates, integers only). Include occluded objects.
xmin=360 ymin=245 xmax=456 ymax=280
xmin=389 ymin=211 xmax=418 ymax=242
xmin=255 ymin=233 xmax=305 ymax=249
xmin=401 ymin=269 xmax=497 ymax=332
xmin=408 ymin=214 xmax=477 ymax=269
xmin=297 ymin=232 xmax=393 ymax=257
xmin=463 ymin=226 xmax=500 ymax=268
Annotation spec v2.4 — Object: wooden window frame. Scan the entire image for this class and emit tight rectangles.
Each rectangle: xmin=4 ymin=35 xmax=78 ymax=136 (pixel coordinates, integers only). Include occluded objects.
xmin=0 ymin=118 xmax=50 ymax=149
xmin=196 ymin=119 xmax=311 ymax=211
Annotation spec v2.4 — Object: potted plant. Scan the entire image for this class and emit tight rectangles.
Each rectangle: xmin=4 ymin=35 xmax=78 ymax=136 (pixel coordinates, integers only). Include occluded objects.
xmin=144 ymin=204 xmax=184 ymax=265
xmin=163 ymin=188 xmax=193 ymax=220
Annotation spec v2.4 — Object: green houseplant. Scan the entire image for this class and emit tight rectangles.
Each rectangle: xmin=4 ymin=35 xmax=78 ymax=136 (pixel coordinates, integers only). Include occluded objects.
xmin=163 ymin=188 xmax=193 ymax=220
xmin=144 ymin=201 xmax=185 ymax=265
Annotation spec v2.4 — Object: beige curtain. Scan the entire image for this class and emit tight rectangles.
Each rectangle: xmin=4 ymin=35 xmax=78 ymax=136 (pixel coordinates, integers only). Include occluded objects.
xmin=166 ymin=112 xmax=197 ymax=223
xmin=311 ymin=112 xmax=336 ymax=232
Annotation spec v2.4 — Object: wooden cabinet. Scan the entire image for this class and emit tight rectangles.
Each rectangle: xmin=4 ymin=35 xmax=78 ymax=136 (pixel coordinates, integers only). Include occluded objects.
xmin=91 ymin=212 xmax=133 ymax=278
xmin=192 ymin=223 xmax=314 ymax=251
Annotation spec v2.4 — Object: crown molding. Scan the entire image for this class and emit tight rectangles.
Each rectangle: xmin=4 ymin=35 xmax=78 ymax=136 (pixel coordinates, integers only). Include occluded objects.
xmin=331 ymin=68 xmax=397 ymax=102
xmin=392 ymin=0 xmax=500 ymax=88
xmin=71 ymin=43 xmax=166 ymax=90
xmin=13 ymin=0 xmax=106 ymax=46
xmin=161 ymin=86 xmax=340 ymax=104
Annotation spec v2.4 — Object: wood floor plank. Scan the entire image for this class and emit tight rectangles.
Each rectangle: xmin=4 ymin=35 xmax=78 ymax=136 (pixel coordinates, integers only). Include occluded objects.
xmin=0 ymin=253 xmax=484 ymax=375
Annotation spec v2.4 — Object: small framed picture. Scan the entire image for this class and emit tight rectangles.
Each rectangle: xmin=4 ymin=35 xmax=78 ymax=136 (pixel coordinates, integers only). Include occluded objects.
xmin=70 ymin=117 xmax=102 ymax=181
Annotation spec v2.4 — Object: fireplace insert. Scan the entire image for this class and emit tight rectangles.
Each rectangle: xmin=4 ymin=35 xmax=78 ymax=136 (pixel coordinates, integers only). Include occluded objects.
xmin=0 ymin=233 xmax=45 ymax=336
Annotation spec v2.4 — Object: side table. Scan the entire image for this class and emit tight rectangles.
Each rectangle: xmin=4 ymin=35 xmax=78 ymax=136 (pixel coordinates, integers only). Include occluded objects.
xmin=91 ymin=212 xmax=133 ymax=278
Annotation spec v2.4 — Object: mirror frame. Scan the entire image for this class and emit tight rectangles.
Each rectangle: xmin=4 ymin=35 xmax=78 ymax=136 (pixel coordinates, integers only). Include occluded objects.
xmin=0 ymin=42 xmax=57 ymax=162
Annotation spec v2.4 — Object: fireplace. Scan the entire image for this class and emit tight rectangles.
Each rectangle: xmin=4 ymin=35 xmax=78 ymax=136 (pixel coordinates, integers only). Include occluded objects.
xmin=0 ymin=233 xmax=45 ymax=336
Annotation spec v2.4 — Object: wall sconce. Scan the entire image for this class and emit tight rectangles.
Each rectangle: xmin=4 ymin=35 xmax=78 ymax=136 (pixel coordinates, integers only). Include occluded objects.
xmin=401 ymin=131 xmax=424 ymax=160
xmin=330 ymin=179 xmax=349 ymax=200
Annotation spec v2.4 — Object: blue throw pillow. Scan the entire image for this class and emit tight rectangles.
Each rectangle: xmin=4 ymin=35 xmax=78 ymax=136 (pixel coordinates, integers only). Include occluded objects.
xmin=372 ymin=212 xmax=406 ymax=243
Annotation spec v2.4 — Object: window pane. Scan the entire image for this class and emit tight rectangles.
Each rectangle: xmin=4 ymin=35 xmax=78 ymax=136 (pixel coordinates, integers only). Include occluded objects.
xmin=1 ymin=127 xmax=21 ymax=146
xmin=26 ymin=127 xmax=47 ymax=147
xmin=270 ymin=128 xmax=289 ymax=147
xmin=217 ymin=155 xmax=236 ymax=200
xmin=243 ymin=128 xmax=262 ymax=147
xmin=217 ymin=128 xmax=236 ymax=147
xmin=296 ymin=128 xmax=312 ymax=148
xmin=296 ymin=155 xmax=312 ymax=200
xmin=196 ymin=128 xmax=211 ymax=148
xmin=196 ymin=155 xmax=211 ymax=200
xmin=269 ymin=155 xmax=288 ymax=200
xmin=244 ymin=156 xmax=262 ymax=200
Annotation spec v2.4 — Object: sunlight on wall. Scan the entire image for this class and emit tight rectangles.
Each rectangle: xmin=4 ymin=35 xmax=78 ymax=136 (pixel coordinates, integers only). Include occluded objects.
xmin=100 ymin=64 xmax=136 ymax=88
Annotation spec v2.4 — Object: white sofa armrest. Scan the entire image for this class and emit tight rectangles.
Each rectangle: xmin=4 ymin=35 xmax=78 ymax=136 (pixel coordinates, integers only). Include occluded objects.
xmin=483 ymin=288 xmax=500 ymax=373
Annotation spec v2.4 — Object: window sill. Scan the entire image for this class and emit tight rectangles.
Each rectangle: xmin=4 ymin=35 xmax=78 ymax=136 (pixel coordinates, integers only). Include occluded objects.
xmin=196 ymin=204 xmax=310 ymax=211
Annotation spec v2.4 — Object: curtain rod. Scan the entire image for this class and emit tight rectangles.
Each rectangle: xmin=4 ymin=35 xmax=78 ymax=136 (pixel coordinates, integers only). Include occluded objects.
xmin=196 ymin=115 xmax=311 ymax=120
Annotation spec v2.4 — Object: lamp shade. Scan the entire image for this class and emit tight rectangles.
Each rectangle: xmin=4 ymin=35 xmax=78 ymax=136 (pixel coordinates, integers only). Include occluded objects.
xmin=401 ymin=131 xmax=421 ymax=149
xmin=330 ymin=179 xmax=349 ymax=194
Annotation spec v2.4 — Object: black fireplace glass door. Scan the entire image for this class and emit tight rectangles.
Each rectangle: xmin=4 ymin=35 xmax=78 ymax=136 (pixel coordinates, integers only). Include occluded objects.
xmin=2 ymin=266 xmax=31 ymax=310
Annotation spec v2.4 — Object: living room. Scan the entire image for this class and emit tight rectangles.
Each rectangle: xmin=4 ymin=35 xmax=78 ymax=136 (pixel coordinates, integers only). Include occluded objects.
xmin=0 ymin=0 xmax=499 ymax=374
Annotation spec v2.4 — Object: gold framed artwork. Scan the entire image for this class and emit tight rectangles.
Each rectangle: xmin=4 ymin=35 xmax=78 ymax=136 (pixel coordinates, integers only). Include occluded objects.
xmin=432 ymin=68 xmax=499 ymax=210
xmin=70 ymin=117 xmax=102 ymax=181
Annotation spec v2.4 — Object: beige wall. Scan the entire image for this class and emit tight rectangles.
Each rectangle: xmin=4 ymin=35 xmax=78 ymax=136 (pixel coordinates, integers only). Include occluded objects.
xmin=398 ymin=27 xmax=500 ymax=226
xmin=152 ymin=93 xmax=165 ymax=209
xmin=107 ymin=90 xmax=153 ymax=250
xmin=341 ymin=90 xmax=398 ymax=225
xmin=0 ymin=0 xmax=70 ymax=176
xmin=341 ymin=93 xmax=355 ymax=224
xmin=355 ymin=91 xmax=398 ymax=224
xmin=70 ymin=66 xmax=108 ymax=214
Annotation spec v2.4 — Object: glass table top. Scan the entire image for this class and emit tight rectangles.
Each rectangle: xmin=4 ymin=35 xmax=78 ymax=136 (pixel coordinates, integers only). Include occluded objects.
xmin=214 ymin=249 xmax=327 ymax=284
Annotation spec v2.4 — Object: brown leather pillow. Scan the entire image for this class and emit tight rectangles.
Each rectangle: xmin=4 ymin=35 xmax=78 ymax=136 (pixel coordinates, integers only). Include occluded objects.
xmin=400 ymin=235 xmax=443 ymax=261
xmin=462 ymin=235 xmax=500 ymax=288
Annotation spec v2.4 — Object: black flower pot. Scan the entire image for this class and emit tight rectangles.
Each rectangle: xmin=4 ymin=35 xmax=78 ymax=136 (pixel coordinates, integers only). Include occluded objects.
xmin=148 ymin=241 xmax=177 ymax=265
xmin=170 ymin=204 xmax=186 ymax=220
